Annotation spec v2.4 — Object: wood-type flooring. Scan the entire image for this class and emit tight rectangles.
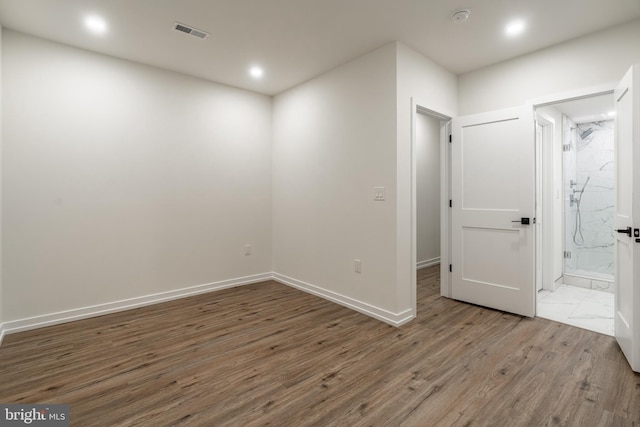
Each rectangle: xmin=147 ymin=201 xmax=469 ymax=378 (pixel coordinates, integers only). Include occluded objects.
xmin=1 ymin=266 xmax=639 ymax=426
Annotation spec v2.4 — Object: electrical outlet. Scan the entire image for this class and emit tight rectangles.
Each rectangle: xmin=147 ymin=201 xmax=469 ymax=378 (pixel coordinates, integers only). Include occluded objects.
xmin=244 ymin=245 xmax=252 ymax=256
xmin=354 ymin=259 xmax=362 ymax=273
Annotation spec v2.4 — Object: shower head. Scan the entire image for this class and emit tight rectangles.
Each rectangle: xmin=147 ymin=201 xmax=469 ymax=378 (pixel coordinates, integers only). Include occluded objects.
xmin=580 ymin=128 xmax=594 ymax=140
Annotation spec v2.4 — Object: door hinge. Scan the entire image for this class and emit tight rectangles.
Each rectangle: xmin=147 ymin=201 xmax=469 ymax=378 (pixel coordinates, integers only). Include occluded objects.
xmin=449 ymin=135 xmax=452 ymax=143
xmin=563 ymin=251 xmax=571 ymax=259
xmin=449 ymin=199 xmax=452 ymax=208
xmin=562 ymin=144 xmax=571 ymax=152
xmin=449 ymin=264 xmax=452 ymax=272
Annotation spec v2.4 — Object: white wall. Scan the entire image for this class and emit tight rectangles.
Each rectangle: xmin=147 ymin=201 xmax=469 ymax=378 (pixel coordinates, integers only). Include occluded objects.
xmin=272 ymin=42 xmax=457 ymax=322
xmin=2 ymin=33 xmax=456 ymax=332
xmin=396 ymin=42 xmax=457 ymax=310
xmin=272 ymin=43 xmax=401 ymax=318
xmin=2 ymin=30 xmax=273 ymax=321
xmin=458 ymin=19 xmax=640 ymax=115
xmin=416 ymin=112 xmax=440 ymax=266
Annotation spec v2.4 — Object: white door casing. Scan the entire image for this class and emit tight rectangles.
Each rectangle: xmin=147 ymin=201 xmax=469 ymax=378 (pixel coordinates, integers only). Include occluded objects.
xmin=451 ymin=106 xmax=535 ymax=317
xmin=535 ymin=121 xmax=544 ymax=293
xmin=614 ymin=65 xmax=640 ymax=372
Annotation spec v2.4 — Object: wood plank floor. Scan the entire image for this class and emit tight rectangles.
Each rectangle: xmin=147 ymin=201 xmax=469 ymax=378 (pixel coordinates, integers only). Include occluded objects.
xmin=1 ymin=266 xmax=639 ymax=426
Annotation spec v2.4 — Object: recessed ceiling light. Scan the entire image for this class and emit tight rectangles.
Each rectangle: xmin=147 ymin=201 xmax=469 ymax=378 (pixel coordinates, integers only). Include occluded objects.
xmin=249 ymin=66 xmax=264 ymax=79
xmin=505 ymin=19 xmax=526 ymax=37
xmin=84 ymin=15 xmax=108 ymax=35
xmin=607 ymin=111 xmax=616 ymax=117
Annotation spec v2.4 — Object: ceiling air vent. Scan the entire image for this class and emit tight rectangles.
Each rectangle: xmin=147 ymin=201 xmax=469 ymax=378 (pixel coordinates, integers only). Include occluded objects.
xmin=173 ymin=22 xmax=209 ymax=40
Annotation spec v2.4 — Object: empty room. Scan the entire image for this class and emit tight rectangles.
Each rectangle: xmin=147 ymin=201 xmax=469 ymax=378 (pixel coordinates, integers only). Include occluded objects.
xmin=1 ymin=0 xmax=640 ymax=425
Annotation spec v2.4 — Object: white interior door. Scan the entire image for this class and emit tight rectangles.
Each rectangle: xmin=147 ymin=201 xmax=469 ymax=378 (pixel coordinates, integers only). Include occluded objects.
xmin=451 ymin=106 xmax=535 ymax=317
xmin=614 ymin=65 xmax=640 ymax=372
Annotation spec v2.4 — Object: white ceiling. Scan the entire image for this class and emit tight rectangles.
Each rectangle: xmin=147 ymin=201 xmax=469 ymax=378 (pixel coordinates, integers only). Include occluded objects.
xmin=1 ymin=0 xmax=639 ymax=96
xmin=551 ymin=94 xmax=616 ymax=124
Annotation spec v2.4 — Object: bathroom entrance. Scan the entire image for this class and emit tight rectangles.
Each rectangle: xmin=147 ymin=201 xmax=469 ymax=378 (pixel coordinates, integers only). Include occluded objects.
xmin=536 ymin=94 xmax=615 ymax=336
xmin=442 ymin=66 xmax=639 ymax=370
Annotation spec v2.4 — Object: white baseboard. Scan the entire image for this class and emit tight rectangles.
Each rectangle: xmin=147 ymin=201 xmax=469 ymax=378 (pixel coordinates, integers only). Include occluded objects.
xmin=1 ymin=272 xmax=272 ymax=337
xmin=272 ymin=273 xmax=414 ymax=327
xmin=1 ymin=270 xmax=415 ymax=345
xmin=417 ymin=257 xmax=440 ymax=270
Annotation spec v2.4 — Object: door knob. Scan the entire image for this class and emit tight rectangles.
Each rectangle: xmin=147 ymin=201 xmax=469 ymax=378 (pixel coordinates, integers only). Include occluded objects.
xmin=617 ymin=227 xmax=632 ymax=236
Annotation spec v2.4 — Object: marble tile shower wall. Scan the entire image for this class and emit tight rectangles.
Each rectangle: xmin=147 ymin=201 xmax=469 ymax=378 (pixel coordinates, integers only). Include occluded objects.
xmin=563 ymin=115 xmax=614 ymax=280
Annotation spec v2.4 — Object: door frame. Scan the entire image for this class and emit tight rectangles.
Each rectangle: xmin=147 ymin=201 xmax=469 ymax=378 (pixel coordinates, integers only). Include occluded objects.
xmin=529 ymin=83 xmax=616 ymax=306
xmin=534 ymin=113 xmax=556 ymax=292
xmin=410 ymin=98 xmax=453 ymax=315
xmin=535 ymin=115 xmax=548 ymax=292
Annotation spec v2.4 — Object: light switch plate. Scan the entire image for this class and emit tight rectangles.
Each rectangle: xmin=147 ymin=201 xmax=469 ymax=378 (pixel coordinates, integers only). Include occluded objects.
xmin=374 ymin=186 xmax=385 ymax=201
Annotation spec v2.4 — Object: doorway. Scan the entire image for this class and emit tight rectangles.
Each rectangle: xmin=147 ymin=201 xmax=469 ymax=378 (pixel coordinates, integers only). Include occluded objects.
xmin=536 ymin=93 xmax=616 ymax=336
xmin=411 ymin=101 xmax=452 ymax=316
xmin=416 ymin=112 xmax=442 ymax=271
xmin=427 ymin=67 xmax=638 ymax=371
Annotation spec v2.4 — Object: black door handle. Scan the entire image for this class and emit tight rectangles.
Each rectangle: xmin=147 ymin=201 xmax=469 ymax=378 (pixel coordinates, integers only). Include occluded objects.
xmin=512 ymin=217 xmax=530 ymax=225
xmin=636 ymin=239 xmax=640 ymax=243
xmin=617 ymin=227 xmax=632 ymax=236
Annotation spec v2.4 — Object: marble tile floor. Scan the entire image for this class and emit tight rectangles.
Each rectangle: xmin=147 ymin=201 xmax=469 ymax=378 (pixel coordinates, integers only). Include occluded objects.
xmin=537 ymin=284 xmax=614 ymax=336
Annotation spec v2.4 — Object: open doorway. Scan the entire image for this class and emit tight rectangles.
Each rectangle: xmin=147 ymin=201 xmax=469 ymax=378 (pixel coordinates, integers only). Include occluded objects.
xmin=416 ymin=112 xmax=442 ymax=271
xmin=536 ymin=93 xmax=615 ymax=336
xmin=415 ymin=111 xmax=443 ymax=314
xmin=411 ymin=101 xmax=452 ymax=316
